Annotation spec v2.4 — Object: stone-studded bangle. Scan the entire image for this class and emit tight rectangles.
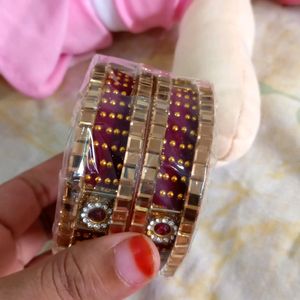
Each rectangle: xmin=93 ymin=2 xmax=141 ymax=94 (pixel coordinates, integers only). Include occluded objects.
xmin=159 ymin=80 xmax=214 ymax=276
xmin=53 ymin=56 xmax=141 ymax=249
xmin=129 ymin=77 xmax=214 ymax=275
xmin=52 ymin=55 xmax=214 ymax=277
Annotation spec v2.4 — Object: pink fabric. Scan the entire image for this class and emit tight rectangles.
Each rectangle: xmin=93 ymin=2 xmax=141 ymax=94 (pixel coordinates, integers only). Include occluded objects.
xmin=114 ymin=0 xmax=191 ymax=32
xmin=0 ymin=0 xmax=190 ymax=98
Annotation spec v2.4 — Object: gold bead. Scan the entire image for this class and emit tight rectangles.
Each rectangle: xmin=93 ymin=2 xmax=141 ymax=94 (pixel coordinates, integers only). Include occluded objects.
xmin=174 ymin=112 xmax=180 ymax=117
xmin=169 ymin=140 xmax=176 ymax=147
xmin=100 ymin=111 xmax=106 ymax=117
xmin=106 ymin=127 xmax=112 ymax=134
xmin=184 ymin=161 xmax=191 ymax=167
xmin=113 ymin=128 xmax=120 ymax=135
xmin=184 ymin=95 xmax=190 ymax=99
xmin=175 ymin=101 xmax=181 ymax=106
xmin=126 ymin=116 xmax=131 ymax=121
xmin=111 ymin=145 xmax=117 ymax=152
xmin=109 ymin=113 xmax=116 ymax=119
xmin=120 ymin=146 xmax=126 ymax=153
xmin=95 ymin=176 xmax=101 ymax=183
xmin=190 ymin=130 xmax=196 ymax=136
xmin=185 ymin=114 xmax=191 ymax=120
xmin=181 ymin=126 xmax=187 ymax=133
xmin=192 ymin=96 xmax=197 ymax=101
xmin=113 ymin=89 xmax=119 ymax=94
xmin=124 ymin=77 xmax=129 ymax=82
xmin=106 ymin=80 xmax=112 ymax=85
xmin=157 ymin=172 xmax=163 ymax=179
xmin=107 ymin=162 xmax=113 ymax=168
xmin=85 ymin=174 xmax=91 ymax=181
xmin=192 ymin=116 xmax=197 ymax=121
xmin=94 ymin=125 xmax=102 ymax=131
xmin=163 ymin=173 xmax=170 ymax=180
xmin=177 ymin=193 xmax=184 ymax=200
xmin=160 ymin=190 xmax=166 ymax=196
xmin=192 ymin=105 xmax=197 ymax=110
xmin=89 ymin=158 xmax=95 ymax=165
xmin=121 ymin=91 xmax=127 ymax=96
xmin=169 ymin=156 xmax=175 ymax=163
xmin=110 ymin=100 xmax=116 ymax=105
xmin=179 ymin=144 xmax=185 ymax=149
xmin=104 ymin=178 xmax=111 ymax=185
xmin=167 ymin=191 xmax=174 ymax=198
xmin=176 ymin=93 xmax=182 ymax=98
xmin=171 ymin=176 xmax=178 ymax=182
xmin=178 ymin=159 xmax=184 ymax=165
xmin=181 ymin=176 xmax=187 ymax=183
xmin=102 ymin=143 xmax=108 ymax=149
xmin=187 ymin=144 xmax=193 ymax=150
xmin=113 ymin=179 xmax=119 ymax=186
xmin=94 ymin=141 xmax=99 ymax=147
xmin=117 ymin=114 xmax=123 ymax=120
xmin=161 ymin=155 xmax=166 ymax=161
xmin=123 ymin=83 xmax=128 ymax=87
xmin=184 ymin=103 xmax=190 ymax=109
xmin=100 ymin=159 xmax=107 ymax=167
xmin=122 ymin=130 xmax=128 ymax=136
xmin=117 ymin=163 xmax=123 ymax=170
xmin=114 ymin=81 xmax=120 ymax=86
xmin=172 ymin=125 xmax=179 ymax=132
xmin=120 ymin=101 xmax=125 ymax=107
xmin=105 ymin=88 xmax=111 ymax=93
xmin=102 ymin=98 xmax=108 ymax=103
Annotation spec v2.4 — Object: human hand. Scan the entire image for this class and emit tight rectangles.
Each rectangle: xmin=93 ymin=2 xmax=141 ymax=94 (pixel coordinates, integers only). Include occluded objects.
xmin=0 ymin=155 xmax=160 ymax=300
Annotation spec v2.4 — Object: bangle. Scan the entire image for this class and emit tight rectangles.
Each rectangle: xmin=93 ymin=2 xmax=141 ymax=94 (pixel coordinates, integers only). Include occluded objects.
xmin=53 ymin=55 xmax=214 ymax=276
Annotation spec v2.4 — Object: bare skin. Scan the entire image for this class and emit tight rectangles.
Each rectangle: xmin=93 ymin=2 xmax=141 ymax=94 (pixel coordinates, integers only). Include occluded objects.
xmin=0 ymin=155 xmax=160 ymax=300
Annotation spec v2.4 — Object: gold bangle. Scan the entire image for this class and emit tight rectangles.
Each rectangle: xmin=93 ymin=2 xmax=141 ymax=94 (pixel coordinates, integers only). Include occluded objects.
xmin=52 ymin=55 xmax=214 ymax=277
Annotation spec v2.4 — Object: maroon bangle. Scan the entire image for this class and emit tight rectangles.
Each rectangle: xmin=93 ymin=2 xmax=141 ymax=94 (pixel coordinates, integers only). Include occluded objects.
xmin=53 ymin=55 xmax=214 ymax=276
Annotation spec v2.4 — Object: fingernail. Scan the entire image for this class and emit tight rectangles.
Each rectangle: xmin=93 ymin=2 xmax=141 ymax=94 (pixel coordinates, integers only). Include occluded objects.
xmin=114 ymin=235 xmax=159 ymax=285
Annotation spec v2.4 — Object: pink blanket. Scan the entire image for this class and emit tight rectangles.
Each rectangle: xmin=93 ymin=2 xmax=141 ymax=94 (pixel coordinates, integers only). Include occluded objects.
xmin=0 ymin=0 xmax=190 ymax=98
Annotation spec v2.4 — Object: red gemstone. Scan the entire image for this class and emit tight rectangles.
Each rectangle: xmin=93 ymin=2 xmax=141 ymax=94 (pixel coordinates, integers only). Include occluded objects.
xmin=88 ymin=208 xmax=106 ymax=222
xmin=154 ymin=223 xmax=171 ymax=236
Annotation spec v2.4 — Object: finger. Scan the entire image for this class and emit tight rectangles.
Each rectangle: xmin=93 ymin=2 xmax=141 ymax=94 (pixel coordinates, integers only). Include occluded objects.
xmin=0 ymin=224 xmax=20 ymax=276
xmin=0 ymin=233 xmax=161 ymax=300
xmin=0 ymin=154 xmax=62 ymax=238
xmin=25 ymin=251 xmax=52 ymax=268
xmin=15 ymin=220 xmax=49 ymax=267
xmin=0 ymin=208 xmax=55 ymax=276
xmin=0 ymin=219 xmax=49 ymax=276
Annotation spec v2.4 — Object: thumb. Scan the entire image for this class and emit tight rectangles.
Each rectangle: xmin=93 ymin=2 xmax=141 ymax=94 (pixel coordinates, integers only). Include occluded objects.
xmin=0 ymin=233 xmax=160 ymax=300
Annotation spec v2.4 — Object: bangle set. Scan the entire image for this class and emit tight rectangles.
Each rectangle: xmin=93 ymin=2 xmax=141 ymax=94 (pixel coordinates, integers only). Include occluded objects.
xmin=53 ymin=55 xmax=214 ymax=276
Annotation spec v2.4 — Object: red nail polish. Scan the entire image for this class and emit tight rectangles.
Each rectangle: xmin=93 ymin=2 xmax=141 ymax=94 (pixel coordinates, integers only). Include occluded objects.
xmin=129 ymin=235 xmax=155 ymax=277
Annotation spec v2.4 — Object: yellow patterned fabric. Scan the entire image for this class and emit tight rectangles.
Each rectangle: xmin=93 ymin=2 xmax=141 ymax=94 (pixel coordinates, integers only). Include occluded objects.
xmin=0 ymin=1 xmax=299 ymax=299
